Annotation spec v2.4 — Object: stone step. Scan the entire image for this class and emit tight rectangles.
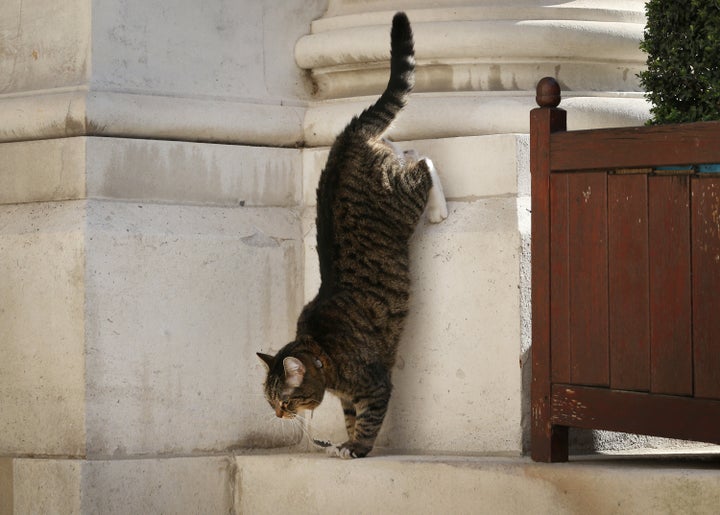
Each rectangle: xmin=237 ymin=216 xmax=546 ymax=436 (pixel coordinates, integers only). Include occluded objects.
xmin=6 ymin=452 xmax=719 ymax=514
xmin=236 ymin=452 xmax=720 ymax=515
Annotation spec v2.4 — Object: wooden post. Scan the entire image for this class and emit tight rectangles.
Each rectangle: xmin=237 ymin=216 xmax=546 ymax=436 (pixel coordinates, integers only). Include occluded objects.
xmin=530 ymin=77 xmax=569 ymax=462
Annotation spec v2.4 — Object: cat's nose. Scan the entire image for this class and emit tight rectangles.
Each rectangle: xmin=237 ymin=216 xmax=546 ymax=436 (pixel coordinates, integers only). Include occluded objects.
xmin=275 ymin=407 xmax=283 ymax=418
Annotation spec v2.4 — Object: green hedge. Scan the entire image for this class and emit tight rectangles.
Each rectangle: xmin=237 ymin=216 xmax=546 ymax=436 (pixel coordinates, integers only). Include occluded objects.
xmin=639 ymin=0 xmax=720 ymax=124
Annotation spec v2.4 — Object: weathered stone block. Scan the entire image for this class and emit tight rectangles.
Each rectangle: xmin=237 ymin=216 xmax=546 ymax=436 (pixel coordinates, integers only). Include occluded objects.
xmin=0 ymin=198 xmax=304 ymax=458
xmin=9 ymin=456 xmax=233 ymax=514
xmin=0 ymin=202 xmax=87 ymax=456
xmin=13 ymin=459 xmax=82 ymax=515
xmin=0 ymin=137 xmax=303 ymax=207
xmin=234 ymin=453 xmax=720 ymax=515
xmin=297 ymin=199 xmax=523 ymax=454
xmin=302 ymin=134 xmax=529 ymax=207
xmin=82 ymin=201 xmax=304 ymax=456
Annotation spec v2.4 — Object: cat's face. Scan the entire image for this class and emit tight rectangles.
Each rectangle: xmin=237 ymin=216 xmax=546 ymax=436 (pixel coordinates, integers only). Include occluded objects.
xmin=257 ymin=352 xmax=324 ymax=419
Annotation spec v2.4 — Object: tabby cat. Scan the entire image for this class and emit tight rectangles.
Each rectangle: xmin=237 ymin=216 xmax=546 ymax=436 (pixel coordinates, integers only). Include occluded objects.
xmin=257 ymin=12 xmax=447 ymax=459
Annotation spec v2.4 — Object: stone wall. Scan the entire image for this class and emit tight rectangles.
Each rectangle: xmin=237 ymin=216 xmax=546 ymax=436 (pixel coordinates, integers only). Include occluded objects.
xmin=0 ymin=0 xmax=653 ymax=510
xmin=1 ymin=1 xmax=323 ymax=510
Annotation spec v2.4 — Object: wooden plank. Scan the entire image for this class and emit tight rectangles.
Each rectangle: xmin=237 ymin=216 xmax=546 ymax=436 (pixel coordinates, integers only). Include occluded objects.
xmin=550 ymin=174 xmax=570 ymax=383
xmin=551 ymin=384 xmax=720 ymax=445
xmin=530 ymin=106 xmax=569 ymax=463
xmin=691 ymin=177 xmax=720 ymax=400
xmin=607 ymin=174 xmax=650 ymax=391
xmin=550 ymin=120 xmax=720 ymax=171
xmin=648 ymin=175 xmax=693 ymax=395
xmin=567 ymin=172 xmax=609 ymax=386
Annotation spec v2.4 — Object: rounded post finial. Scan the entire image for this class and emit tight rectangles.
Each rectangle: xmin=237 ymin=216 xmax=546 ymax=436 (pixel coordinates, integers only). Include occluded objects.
xmin=536 ymin=77 xmax=561 ymax=108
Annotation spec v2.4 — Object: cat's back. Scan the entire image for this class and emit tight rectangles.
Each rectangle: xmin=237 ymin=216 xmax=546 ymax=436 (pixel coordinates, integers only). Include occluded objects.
xmin=312 ymin=12 xmax=421 ymax=325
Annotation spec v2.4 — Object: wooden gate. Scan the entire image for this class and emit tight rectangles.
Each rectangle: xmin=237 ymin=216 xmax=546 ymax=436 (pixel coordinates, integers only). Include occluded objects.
xmin=530 ymin=78 xmax=720 ymax=462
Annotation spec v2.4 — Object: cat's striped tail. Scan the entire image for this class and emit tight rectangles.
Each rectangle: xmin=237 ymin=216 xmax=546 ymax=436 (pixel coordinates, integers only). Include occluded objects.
xmin=354 ymin=12 xmax=415 ymax=138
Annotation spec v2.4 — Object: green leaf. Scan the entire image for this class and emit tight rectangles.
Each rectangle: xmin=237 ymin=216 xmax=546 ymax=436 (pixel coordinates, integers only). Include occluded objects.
xmin=640 ymin=0 xmax=720 ymax=123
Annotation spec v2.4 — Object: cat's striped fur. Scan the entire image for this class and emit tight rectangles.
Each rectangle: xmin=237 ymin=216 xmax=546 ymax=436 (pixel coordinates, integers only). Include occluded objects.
xmin=257 ymin=12 xmax=447 ymax=459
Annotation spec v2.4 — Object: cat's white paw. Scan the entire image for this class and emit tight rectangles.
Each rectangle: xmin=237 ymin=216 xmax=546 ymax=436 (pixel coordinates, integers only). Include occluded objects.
xmin=426 ymin=198 xmax=449 ymax=223
xmin=325 ymin=444 xmax=342 ymax=457
xmin=324 ymin=441 xmax=367 ymax=459
xmin=421 ymin=157 xmax=448 ymax=224
xmin=324 ymin=444 xmax=356 ymax=459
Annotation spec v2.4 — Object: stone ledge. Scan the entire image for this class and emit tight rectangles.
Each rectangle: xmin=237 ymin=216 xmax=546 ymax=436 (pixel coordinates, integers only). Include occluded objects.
xmin=302 ymin=134 xmax=529 ymax=207
xmin=7 ymin=452 xmax=718 ymax=514
xmin=0 ymin=90 xmax=306 ymax=146
xmin=319 ymin=2 xmax=646 ymax=26
xmin=0 ymin=137 xmax=303 ymax=207
xmin=303 ymin=93 xmax=649 ymax=146
xmin=9 ymin=456 xmax=233 ymax=514
xmin=236 ymin=452 xmax=720 ymax=515
xmin=296 ymin=20 xmax=645 ymax=69
xmin=296 ymin=11 xmax=646 ymax=100
xmin=311 ymin=60 xmax=647 ymax=100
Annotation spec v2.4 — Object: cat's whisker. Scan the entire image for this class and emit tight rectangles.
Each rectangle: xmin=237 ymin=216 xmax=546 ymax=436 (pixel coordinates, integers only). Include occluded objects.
xmin=291 ymin=413 xmax=315 ymax=443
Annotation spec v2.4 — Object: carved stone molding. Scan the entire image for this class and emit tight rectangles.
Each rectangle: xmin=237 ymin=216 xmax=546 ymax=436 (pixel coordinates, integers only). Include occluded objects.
xmin=296 ymin=1 xmax=650 ymax=144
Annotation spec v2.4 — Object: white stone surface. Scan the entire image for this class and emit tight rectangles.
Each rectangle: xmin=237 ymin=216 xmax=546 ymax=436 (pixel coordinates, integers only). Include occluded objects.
xmin=303 ymin=200 xmax=523 ymax=454
xmin=0 ymin=0 xmax=326 ymax=145
xmin=84 ymin=91 xmax=307 ymax=146
xmin=0 ymin=202 xmax=87 ymax=456
xmin=90 ymin=0 xmax=320 ymax=102
xmin=0 ymin=199 xmax=305 ymax=457
xmin=7 ymin=453 xmax=720 ymax=514
xmin=236 ymin=453 xmax=720 ymax=515
xmin=0 ymin=132 xmax=306 ymax=458
xmin=10 ymin=456 xmax=233 ymax=514
xmin=13 ymin=459 xmax=82 ymax=515
xmin=321 ymin=0 xmax=646 ymax=20
xmin=303 ymin=93 xmax=650 ymax=146
xmin=0 ymin=0 xmax=91 ymax=94
xmin=296 ymin=3 xmax=647 ymax=102
xmin=302 ymin=135 xmax=529 ymax=206
xmin=83 ymin=201 xmax=304 ymax=456
xmin=313 ymin=61 xmax=646 ymax=100
xmin=0 ymin=138 xmax=87 ymax=204
xmin=394 ymin=135 xmax=528 ymax=200
xmin=80 ymin=457 xmax=233 ymax=513
xmin=0 ymin=458 xmax=13 ymax=514
xmin=297 ymin=19 xmax=644 ymax=70
xmin=298 ymin=135 xmax=526 ymax=454
xmin=298 ymin=2 xmax=648 ymax=144
xmin=0 ymin=137 xmax=303 ymax=206
xmin=85 ymin=137 xmax=302 ymax=206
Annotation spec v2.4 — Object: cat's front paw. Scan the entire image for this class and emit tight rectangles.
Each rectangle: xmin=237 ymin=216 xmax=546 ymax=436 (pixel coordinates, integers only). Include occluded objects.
xmin=326 ymin=440 xmax=372 ymax=459
xmin=426 ymin=200 xmax=449 ymax=223
xmin=421 ymin=157 xmax=448 ymax=224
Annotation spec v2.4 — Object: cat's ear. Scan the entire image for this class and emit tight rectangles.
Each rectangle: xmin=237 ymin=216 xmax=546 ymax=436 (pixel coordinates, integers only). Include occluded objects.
xmin=283 ymin=357 xmax=306 ymax=388
xmin=257 ymin=352 xmax=275 ymax=371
